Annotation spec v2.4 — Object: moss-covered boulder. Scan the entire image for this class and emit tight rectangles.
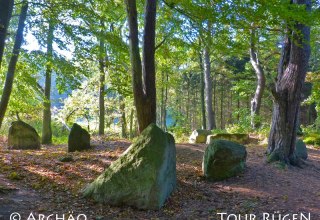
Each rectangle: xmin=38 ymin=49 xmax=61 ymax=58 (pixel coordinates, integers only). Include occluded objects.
xmin=202 ymin=139 xmax=247 ymax=181
xmin=68 ymin=123 xmax=90 ymax=152
xmin=82 ymin=123 xmax=176 ymax=210
xmin=206 ymin=133 xmax=249 ymax=145
xmin=8 ymin=121 xmax=41 ymax=150
xmin=295 ymin=139 xmax=308 ymax=160
xmin=189 ymin=129 xmax=212 ymax=144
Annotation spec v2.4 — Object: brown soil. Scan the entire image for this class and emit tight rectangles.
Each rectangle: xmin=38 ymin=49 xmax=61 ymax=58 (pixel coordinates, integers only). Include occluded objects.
xmin=0 ymin=137 xmax=319 ymax=219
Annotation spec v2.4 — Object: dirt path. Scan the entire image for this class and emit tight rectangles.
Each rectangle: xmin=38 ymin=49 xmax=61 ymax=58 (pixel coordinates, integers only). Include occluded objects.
xmin=0 ymin=139 xmax=319 ymax=219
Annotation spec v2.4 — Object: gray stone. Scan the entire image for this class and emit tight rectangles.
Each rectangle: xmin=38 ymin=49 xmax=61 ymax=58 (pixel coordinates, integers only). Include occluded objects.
xmin=68 ymin=123 xmax=90 ymax=152
xmin=82 ymin=123 xmax=176 ymax=210
xmin=295 ymin=139 xmax=308 ymax=160
xmin=202 ymin=139 xmax=247 ymax=181
xmin=59 ymin=155 xmax=74 ymax=162
xmin=206 ymin=133 xmax=249 ymax=145
xmin=8 ymin=121 xmax=41 ymax=150
xmin=189 ymin=129 xmax=212 ymax=144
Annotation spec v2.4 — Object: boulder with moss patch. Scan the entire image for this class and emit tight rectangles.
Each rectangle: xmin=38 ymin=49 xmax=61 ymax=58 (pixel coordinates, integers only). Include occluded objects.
xmin=295 ymin=139 xmax=308 ymax=160
xmin=203 ymin=139 xmax=247 ymax=181
xmin=68 ymin=123 xmax=90 ymax=152
xmin=82 ymin=123 xmax=176 ymax=210
xmin=189 ymin=129 xmax=212 ymax=144
xmin=8 ymin=121 xmax=41 ymax=150
xmin=206 ymin=133 xmax=249 ymax=145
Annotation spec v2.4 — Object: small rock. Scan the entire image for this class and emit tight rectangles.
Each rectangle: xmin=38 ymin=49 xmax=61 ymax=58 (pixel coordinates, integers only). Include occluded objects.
xmin=59 ymin=155 xmax=74 ymax=162
xmin=189 ymin=129 xmax=212 ymax=144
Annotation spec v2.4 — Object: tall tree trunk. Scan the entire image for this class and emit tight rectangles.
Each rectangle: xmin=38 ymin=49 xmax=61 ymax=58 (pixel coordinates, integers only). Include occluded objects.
xmin=98 ymin=29 xmax=106 ymax=135
xmin=0 ymin=2 xmax=28 ymax=128
xmin=250 ymin=28 xmax=266 ymax=129
xmin=203 ymin=47 xmax=216 ymax=130
xmin=42 ymin=21 xmax=54 ymax=144
xmin=220 ymin=81 xmax=224 ymax=129
xmin=125 ymin=0 xmax=157 ymax=133
xmin=120 ymin=96 xmax=127 ymax=138
xmin=129 ymin=108 xmax=134 ymax=139
xmin=199 ymin=51 xmax=206 ymax=129
xmin=267 ymin=0 xmax=311 ymax=165
xmin=163 ymin=72 xmax=168 ymax=130
xmin=160 ymin=71 xmax=164 ymax=128
xmin=0 ymin=0 xmax=14 ymax=68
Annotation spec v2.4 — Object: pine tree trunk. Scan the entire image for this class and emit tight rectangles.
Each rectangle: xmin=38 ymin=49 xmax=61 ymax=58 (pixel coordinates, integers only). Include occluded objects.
xmin=0 ymin=3 xmax=28 ymax=128
xmin=203 ymin=47 xmax=216 ymax=130
xmin=250 ymin=28 xmax=265 ymax=129
xmin=0 ymin=0 xmax=14 ymax=68
xmin=199 ymin=51 xmax=206 ymax=129
xmin=125 ymin=0 xmax=157 ymax=133
xmin=42 ymin=21 xmax=54 ymax=144
xmin=98 ymin=31 xmax=106 ymax=135
xmin=267 ymin=0 xmax=311 ymax=165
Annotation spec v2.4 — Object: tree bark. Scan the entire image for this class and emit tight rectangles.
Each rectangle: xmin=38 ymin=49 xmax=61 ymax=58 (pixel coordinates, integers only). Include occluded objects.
xmin=0 ymin=0 xmax=14 ymax=68
xmin=250 ymin=28 xmax=266 ymax=129
xmin=42 ymin=21 xmax=54 ymax=144
xmin=267 ymin=0 xmax=311 ymax=165
xmin=125 ymin=0 xmax=157 ymax=133
xmin=98 ymin=26 xmax=106 ymax=135
xmin=220 ymin=81 xmax=224 ymax=129
xmin=129 ymin=108 xmax=134 ymax=139
xmin=199 ymin=51 xmax=206 ymax=129
xmin=120 ymin=96 xmax=127 ymax=138
xmin=203 ymin=47 xmax=216 ymax=130
xmin=0 ymin=2 xmax=28 ymax=128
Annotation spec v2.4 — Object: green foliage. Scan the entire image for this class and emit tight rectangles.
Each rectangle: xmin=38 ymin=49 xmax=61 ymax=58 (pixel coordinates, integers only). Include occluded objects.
xmin=302 ymin=126 xmax=320 ymax=147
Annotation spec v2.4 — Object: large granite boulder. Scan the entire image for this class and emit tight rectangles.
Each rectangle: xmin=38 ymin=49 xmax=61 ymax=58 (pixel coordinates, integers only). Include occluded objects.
xmin=8 ymin=121 xmax=41 ymax=150
xmin=189 ymin=129 xmax=212 ymax=144
xmin=68 ymin=123 xmax=90 ymax=152
xmin=82 ymin=123 xmax=176 ymax=210
xmin=203 ymin=139 xmax=247 ymax=181
xmin=295 ymin=139 xmax=308 ymax=160
xmin=206 ymin=133 xmax=249 ymax=145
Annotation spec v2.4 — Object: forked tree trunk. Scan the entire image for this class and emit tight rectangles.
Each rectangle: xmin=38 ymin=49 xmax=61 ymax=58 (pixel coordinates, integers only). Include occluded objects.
xmin=250 ymin=28 xmax=266 ymax=130
xmin=42 ymin=21 xmax=54 ymax=144
xmin=267 ymin=0 xmax=311 ymax=165
xmin=125 ymin=0 xmax=157 ymax=133
xmin=98 ymin=29 xmax=106 ymax=135
xmin=0 ymin=3 xmax=28 ymax=128
xmin=203 ymin=47 xmax=216 ymax=130
xmin=0 ymin=0 xmax=14 ymax=68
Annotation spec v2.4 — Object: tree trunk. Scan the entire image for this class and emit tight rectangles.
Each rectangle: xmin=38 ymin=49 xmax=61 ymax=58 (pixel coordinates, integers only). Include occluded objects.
xmin=249 ymin=28 xmax=266 ymax=129
xmin=125 ymin=0 xmax=157 ymax=133
xmin=0 ymin=0 xmax=14 ymax=68
xmin=199 ymin=51 xmax=206 ymax=129
xmin=220 ymin=81 xmax=224 ymax=129
xmin=120 ymin=96 xmax=127 ymax=138
xmin=163 ymin=72 xmax=168 ymax=130
xmin=203 ymin=47 xmax=216 ymax=130
xmin=42 ymin=21 xmax=54 ymax=144
xmin=267 ymin=0 xmax=311 ymax=165
xmin=129 ymin=108 xmax=134 ymax=139
xmin=0 ymin=2 xmax=28 ymax=128
xmin=98 ymin=28 xmax=106 ymax=135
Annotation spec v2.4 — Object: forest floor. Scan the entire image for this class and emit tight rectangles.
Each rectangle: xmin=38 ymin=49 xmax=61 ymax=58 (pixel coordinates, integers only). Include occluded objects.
xmin=0 ymin=136 xmax=319 ymax=220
